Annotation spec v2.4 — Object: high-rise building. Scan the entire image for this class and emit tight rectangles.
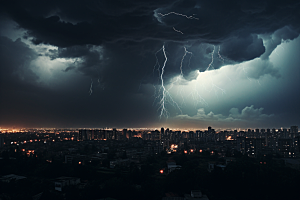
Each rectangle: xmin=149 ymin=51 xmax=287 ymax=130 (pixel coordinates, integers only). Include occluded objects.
xmin=208 ymin=126 xmax=212 ymax=133
xmin=112 ymin=128 xmax=116 ymax=140
xmin=78 ymin=130 xmax=86 ymax=141
xmin=122 ymin=129 xmax=127 ymax=140
xmin=0 ymin=135 xmax=4 ymax=148
xmin=160 ymin=127 xmax=164 ymax=140
xmin=86 ymin=130 xmax=92 ymax=140
xmin=291 ymin=126 xmax=298 ymax=137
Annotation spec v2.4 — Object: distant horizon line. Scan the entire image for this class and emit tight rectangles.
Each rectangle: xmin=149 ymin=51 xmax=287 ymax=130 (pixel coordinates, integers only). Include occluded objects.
xmin=0 ymin=125 xmax=298 ymax=132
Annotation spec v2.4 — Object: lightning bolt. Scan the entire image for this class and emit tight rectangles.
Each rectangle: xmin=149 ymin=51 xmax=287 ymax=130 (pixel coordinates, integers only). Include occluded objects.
xmin=180 ymin=47 xmax=192 ymax=76
xmin=158 ymin=12 xmax=199 ymax=20
xmin=173 ymin=27 xmax=184 ymax=34
xmin=153 ymin=45 xmax=182 ymax=118
xmin=168 ymin=46 xmax=193 ymax=106
xmin=203 ymin=45 xmax=226 ymax=96
xmin=217 ymin=46 xmax=225 ymax=64
xmin=159 ymin=45 xmax=168 ymax=117
xmin=153 ymin=46 xmax=163 ymax=78
xmin=89 ymin=79 xmax=93 ymax=95
xmin=169 ymin=46 xmax=192 ymax=88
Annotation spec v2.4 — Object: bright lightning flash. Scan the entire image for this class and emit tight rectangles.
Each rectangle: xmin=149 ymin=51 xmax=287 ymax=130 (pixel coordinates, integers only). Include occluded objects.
xmin=153 ymin=45 xmax=182 ymax=118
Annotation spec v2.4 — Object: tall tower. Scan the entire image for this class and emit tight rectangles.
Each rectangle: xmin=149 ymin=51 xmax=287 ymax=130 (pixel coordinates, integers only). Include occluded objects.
xmin=122 ymin=129 xmax=127 ymax=140
xmin=78 ymin=130 xmax=84 ymax=141
xmin=291 ymin=126 xmax=298 ymax=137
xmin=160 ymin=127 xmax=164 ymax=140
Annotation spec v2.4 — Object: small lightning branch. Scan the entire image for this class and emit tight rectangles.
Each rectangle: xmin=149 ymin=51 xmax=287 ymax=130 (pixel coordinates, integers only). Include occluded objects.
xmin=158 ymin=12 xmax=199 ymax=20
xmin=203 ymin=45 xmax=226 ymax=96
xmin=173 ymin=27 xmax=184 ymax=34
xmin=217 ymin=46 xmax=224 ymax=64
xmin=89 ymin=79 xmax=93 ymax=95
xmin=218 ymin=45 xmax=232 ymax=82
xmin=205 ymin=45 xmax=215 ymax=72
xmin=181 ymin=47 xmax=192 ymax=75
xmin=169 ymin=46 xmax=193 ymax=105
xmin=153 ymin=46 xmax=163 ymax=77
xmin=170 ymin=46 xmax=192 ymax=89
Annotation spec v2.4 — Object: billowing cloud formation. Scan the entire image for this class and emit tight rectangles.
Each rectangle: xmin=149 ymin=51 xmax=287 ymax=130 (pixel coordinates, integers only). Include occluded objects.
xmin=228 ymin=105 xmax=274 ymax=120
xmin=175 ymin=105 xmax=273 ymax=122
xmin=234 ymin=58 xmax=280 ymax=80
xmin=1 ymin=0 xmax=298 ymax=85
xmin=171 ymin=105 xmax=275 ymax=129
xmin=260 ymin=26 xmax=299 ymax=60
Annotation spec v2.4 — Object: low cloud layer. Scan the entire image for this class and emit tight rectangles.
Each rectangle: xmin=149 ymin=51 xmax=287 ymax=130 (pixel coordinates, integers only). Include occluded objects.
xmin=175 ymin=105 xmax=273 ymax=122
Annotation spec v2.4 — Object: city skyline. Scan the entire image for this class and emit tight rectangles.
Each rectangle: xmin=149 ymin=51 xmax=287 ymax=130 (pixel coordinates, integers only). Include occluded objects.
xmin=1 ymin=0 xmax=300 ymax=129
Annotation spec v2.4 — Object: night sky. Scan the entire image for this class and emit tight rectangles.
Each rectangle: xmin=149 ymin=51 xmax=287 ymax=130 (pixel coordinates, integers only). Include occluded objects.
xmin=0 ymin=0 xmax=300 ymax=129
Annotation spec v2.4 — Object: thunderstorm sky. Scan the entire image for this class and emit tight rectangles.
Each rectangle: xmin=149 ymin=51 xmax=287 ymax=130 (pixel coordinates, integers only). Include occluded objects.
xmin=0 ymin=0 xmax=300 ymax=129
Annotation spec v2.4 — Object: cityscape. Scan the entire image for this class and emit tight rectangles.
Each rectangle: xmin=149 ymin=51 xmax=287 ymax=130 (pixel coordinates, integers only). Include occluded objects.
xmin=0 ymin=126 xmax=299 ymax=199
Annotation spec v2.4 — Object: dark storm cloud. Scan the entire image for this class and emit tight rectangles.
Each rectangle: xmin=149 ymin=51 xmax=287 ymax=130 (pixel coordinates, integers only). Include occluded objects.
xmin=1 ymin=0 xmax=300 ymax=47
xmin=49 ymin=45 xmax=106 ymax=78
xmin=0 ymin=36 xmax=38 ymax=86
xmin=1 ymin=0 xmax=299 ymax=84
xmin=260 ymin=26 xmax=299 ymax=60
xmin=220 ymin=34 xmax=265 ymax=62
